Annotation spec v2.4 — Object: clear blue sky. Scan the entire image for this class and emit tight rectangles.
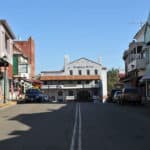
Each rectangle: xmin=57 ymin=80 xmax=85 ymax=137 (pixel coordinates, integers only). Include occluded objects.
xmin=0 ymin=0 xmax=149 ymax=74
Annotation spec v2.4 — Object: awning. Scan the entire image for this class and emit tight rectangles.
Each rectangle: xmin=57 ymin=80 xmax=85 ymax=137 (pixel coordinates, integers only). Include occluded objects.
xmin=140 ymin=73 xmax=150 ymax=82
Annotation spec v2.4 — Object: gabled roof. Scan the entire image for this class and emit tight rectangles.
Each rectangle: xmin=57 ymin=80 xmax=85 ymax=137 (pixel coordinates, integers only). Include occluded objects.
xmin=13 ymin=43 xmax=28 ymax=58
xmin=0 ymin=20 xmax=16 ymax=39
xmin=68 ymin=57 xmax=101 ymax=66
xmin=133 ymin=23 xmax=146 ymax=40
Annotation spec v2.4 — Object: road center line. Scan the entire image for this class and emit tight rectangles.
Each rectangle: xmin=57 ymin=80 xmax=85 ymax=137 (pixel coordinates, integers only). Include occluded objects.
xmin=78 ymin=103 xmax=82 ymax=150
xmin=70 ymin=103 xmax=79 ymax=150
xmin=70 ymin=103 xmax=82 ymax=150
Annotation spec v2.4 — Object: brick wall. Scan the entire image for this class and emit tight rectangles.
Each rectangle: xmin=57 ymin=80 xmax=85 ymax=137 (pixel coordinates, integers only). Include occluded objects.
xmin=15 ymin=37 xmax=35 ymax=78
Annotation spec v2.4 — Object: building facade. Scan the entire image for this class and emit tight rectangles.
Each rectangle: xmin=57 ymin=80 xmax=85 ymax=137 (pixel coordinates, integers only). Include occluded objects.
xmin=0 ymin=20 xmax=36 ymax=102
xmin=40 ymin=56 xmax=107 ymax=102
xmin=140 ymin=13 xmax=150 ymax=99
xmin=0 ymin=20 xmax=15 ymax=103
xmin=123 ymin=13 xmax=150 ymax=100
xmin=15 ymin=37 xmax=35 ymax=78
xmin=123 ymin=25 xmax=145 ymax=88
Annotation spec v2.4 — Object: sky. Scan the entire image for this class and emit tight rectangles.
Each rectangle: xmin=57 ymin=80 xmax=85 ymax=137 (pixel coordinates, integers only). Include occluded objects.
xmin=0 ymin=0 xmax=150 ymax=74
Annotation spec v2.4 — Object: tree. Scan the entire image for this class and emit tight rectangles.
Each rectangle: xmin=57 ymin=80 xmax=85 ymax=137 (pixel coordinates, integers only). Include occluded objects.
xmin=107 ymin=68 xmax=119 ymax=93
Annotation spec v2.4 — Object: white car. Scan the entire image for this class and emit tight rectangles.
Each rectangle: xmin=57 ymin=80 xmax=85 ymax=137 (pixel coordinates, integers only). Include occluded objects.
xmin=113 ymin=91 xmax=122 ymax=103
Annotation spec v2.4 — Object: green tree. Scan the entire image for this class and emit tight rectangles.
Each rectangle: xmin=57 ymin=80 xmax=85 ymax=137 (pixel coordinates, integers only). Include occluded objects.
xmin=107 ymin=68 xmax=119 ymax=93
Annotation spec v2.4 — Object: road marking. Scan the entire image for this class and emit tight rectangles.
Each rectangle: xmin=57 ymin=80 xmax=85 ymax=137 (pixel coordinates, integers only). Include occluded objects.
xmin=70 ymin=103 xmax=82 ymax=150
xmin=78 ymin=103 xmax=82 ymax=150
xmin=70 ymin=103 xmax=79 ymax=150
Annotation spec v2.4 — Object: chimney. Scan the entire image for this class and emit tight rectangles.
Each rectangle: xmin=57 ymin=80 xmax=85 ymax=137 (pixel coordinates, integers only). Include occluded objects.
xmin=98 ymin=56 xmax=102 ymax=65
xmin=64 ymin=55 xmax=70 ymax=67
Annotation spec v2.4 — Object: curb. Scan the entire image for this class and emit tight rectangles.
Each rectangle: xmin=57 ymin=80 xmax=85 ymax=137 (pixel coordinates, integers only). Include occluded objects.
xmin=0 ymin=101 xmax=17 ymax=109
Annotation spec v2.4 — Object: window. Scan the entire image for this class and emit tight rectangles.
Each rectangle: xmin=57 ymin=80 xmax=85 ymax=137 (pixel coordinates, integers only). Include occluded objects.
xmin=18 ymin=64 xmax=28 ymax=73
xmin=95 ymin=80 xmax=98 ymax=84
xmin=86 ymin=80 xmax=89 ymax=84
xmin=95 ymin=69 xmax=98 ymax=75
xmin=5 ymin=34 xmax=9 ymax=50
xmin=79 ymin=70 xmax=82 ymax=75
xmin=58 ymin=91 xmax=63 ymax=96
xmin=44 ymin=81 xmax=47 ymax=85
xmin=70 ymin=70 xmax=73 ymax=75
xmin=77 ymin=81 xmax=81 ymax=84
xmin=87 ymin=70 xmax=90 ymax=75
xmin=68 ymin=90 xmax=74 ymax=96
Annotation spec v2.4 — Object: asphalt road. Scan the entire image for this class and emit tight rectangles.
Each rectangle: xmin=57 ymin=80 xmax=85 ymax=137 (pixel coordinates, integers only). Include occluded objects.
xmin=1 ymin=102 xmax=150 ymax=150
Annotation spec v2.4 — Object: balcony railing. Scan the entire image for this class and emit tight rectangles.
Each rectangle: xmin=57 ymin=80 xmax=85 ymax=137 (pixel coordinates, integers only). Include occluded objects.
xmin=41 ymin=84 xmax=100 ymax=89
xmin=127 ymin=59 xmax=146 ymax=72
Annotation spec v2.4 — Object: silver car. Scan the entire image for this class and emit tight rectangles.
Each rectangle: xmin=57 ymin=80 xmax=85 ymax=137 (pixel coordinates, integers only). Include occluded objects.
xmin=113 ymin=91 xmax=122 ymax=103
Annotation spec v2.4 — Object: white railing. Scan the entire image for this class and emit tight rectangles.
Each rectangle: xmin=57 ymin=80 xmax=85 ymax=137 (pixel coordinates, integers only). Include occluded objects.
xmin=128 ymin=59 xmax=146 ymax=72
xmin=65 ymin=96 xmax=75 ymax=100
xmin=41 ymin=84 xmax=99 ymax=89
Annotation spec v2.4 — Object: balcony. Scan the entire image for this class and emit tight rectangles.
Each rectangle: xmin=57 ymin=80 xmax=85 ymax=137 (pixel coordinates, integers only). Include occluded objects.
xmin=127 ymin=59 xmax=146 ymax=72
xmin=41 ymin=84 xmax=100 ymax=89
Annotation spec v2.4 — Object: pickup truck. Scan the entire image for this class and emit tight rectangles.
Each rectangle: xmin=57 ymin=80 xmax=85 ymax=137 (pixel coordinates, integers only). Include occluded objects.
xmin=118 ymin=87 xmax=141 ymax=104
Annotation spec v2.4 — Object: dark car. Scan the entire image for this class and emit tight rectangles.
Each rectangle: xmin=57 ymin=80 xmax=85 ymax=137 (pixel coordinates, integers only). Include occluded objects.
xmin=25 ymin=89 xmax=43 ymax=103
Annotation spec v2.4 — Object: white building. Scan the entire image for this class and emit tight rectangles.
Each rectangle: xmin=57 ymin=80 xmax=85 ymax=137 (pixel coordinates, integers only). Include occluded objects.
xmin=0 ymin=20 xmax=15 ymax=102
xmin=40 ymin=56 xmax=107 ymax=102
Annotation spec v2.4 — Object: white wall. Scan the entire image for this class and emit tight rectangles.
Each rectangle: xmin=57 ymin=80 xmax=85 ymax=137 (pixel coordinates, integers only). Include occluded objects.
xmin=65 ymin=58 xmax=102 ymax=75
xmin=101 ymin=68 xmax=107 ymax=102
xmin=0 ymin=24 xmax=13 ymax=64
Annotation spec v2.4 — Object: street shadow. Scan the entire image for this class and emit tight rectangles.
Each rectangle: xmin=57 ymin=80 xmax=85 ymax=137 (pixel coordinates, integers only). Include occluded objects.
xmin=0 ymin=103 xmax=75 ymax=150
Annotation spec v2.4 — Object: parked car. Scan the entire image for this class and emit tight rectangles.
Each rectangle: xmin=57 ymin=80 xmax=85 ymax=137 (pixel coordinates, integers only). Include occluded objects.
xmin=112 ymin=91 xmax=122 ymax=103
xmin=108 ymin=89 xmax=122 ymax=102
xmin=42 ymin=94 xmax=50 ymax=102
xmin=119 ymin=87 xmax=141 ymax=104
xmin=25 ymin=89 xmax=43 ymax=103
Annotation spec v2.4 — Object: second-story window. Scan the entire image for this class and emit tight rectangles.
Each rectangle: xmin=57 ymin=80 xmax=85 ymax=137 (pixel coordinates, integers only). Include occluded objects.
xmin=95 ymin=69 xmax=98 ymax=75
xmin=70 ymin=70 xmax=73 ymax=75
xmin=87 ymin=70 xmax=90 ymax=75
xmin=79 ymin=70 xmax=82 ymax=75
xmin=86 ymin=80 xmax=89 ymax=84
xmin=5 ymin=34 xmax=9 ymax=50
xmin=68 ymin=90 xmax=74 ymax=96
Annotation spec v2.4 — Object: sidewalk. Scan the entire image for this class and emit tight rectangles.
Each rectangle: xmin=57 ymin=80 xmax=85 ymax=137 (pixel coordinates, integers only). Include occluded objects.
xmin=0 ymin=100 xmax=17 ymax=109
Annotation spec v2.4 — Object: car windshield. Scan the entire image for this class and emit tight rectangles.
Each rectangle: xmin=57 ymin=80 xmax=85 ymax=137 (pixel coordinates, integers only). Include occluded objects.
xmin=26 ymin=89 xmax=41 ymax=94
